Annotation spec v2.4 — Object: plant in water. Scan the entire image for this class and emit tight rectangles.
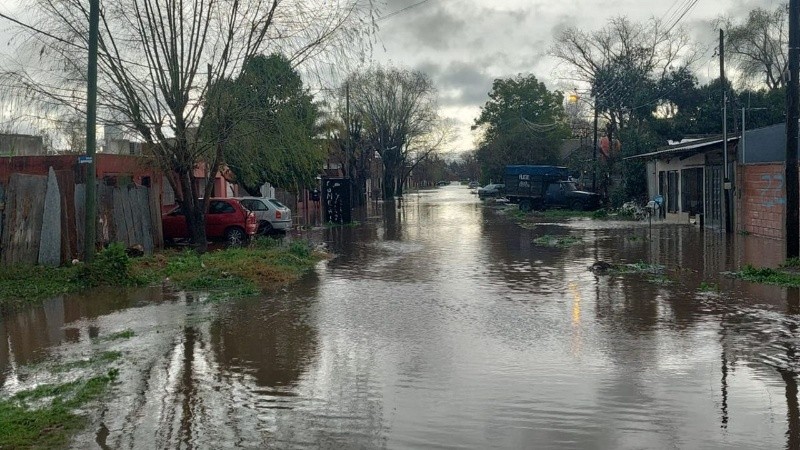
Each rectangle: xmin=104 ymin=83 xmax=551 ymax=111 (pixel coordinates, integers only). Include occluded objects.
xmin=533 ymin=235 xmax=581 ymax=247
xmin=699 ymin=281 xmax=719 ymax=292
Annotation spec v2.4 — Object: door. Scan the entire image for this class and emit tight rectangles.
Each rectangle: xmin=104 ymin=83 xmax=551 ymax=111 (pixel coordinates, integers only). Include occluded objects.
xmin=206 ymin=200 xmax=238 ymax=237
xmin=704 ymin=165 xmax=723 ymax=229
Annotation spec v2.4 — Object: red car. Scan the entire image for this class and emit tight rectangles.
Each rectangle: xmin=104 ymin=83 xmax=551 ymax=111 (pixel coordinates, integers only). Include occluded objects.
xmin=162 ymin=198 xmax=258 ymax=246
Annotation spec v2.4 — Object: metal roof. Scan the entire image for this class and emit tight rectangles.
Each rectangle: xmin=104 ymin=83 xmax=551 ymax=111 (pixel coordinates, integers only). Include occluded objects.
xmin=625 ymin=135 xmax=739 ymax=160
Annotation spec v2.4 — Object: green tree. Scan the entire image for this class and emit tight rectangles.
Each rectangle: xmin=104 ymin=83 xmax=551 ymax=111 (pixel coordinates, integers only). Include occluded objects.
xmin=473 ymin=74 xmax=570 ymax=182
xmin=203 ymin=54 xmax=324 ymax=196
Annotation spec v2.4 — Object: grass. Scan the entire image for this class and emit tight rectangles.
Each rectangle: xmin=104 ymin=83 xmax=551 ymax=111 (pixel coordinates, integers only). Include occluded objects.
xmin=0 ymin=239 xmax=324 ymax=309
xmin=131 ymin=238 xmax=321 ymax=299
xmin=699 ymin=281 xmax=719 ymax=292
xmin=0 ymin=368 xmax=119 ymax=448
xmin=600 ymin=261 xmax=665 ymax=275
xmin=533 ymin=235 xmax=582 ymax=247
xmin=736 ymin=264 xmax=800 ymax=287
xmin=95 ymin=330 xmax=135 ymax=342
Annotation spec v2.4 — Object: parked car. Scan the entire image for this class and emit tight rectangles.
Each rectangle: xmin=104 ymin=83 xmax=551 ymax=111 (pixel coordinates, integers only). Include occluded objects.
xmin=477 ymin=183 xmax=504 ymax=198
xmin=235 ymin=197 xmax=292 ymax=234
xmin=162 ymin=198 xmax=258 ymax=246
xmin=467 ymin=181 xmax=480 ymax=189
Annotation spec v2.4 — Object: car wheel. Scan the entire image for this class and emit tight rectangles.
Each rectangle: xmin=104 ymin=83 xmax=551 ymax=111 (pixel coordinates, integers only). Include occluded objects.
xmin=259 ymin=221 xmax=274 ymax=235
xmin=520 ymin=199 xmax=532 ymax=212
xmin=224 ymin=227 xmax=247 ymax=247
xmin=571 ymin=200 xmax=585 ymax=211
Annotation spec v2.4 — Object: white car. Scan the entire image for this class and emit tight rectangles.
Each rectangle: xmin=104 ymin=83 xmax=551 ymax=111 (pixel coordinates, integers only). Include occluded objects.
xmin=235 ymin=197 xmax=292 ymax=234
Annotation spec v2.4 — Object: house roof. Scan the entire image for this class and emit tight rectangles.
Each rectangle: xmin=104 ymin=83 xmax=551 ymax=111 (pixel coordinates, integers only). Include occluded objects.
xmin=625 ymin=135 xmax=740 ymax=161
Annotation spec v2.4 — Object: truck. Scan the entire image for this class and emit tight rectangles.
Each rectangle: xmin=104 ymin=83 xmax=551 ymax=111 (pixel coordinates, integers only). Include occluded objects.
xmin=503 ymin=165 xmax=600 ymax=212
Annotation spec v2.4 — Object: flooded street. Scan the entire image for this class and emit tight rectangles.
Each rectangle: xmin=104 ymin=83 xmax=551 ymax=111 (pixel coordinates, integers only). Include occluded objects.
xmin=3 ymin=184 xmax=800 ymax=449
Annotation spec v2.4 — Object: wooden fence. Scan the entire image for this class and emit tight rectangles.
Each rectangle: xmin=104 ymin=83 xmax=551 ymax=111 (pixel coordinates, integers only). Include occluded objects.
xmin=0 ymin=168 xmax=162 ymax=266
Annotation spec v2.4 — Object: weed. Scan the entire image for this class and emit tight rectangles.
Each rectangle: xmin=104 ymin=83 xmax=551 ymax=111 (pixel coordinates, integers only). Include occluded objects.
xmin=533 ymin=235 xmax=581 ymax=247
xmin=250 ymin=236 xmax=280 ymax=250
xmin=782 ymin=258 xmax=800 ymax=269
xmin=75 ymin=243 xmax=140 ymax=287
xmin=699 ymin=281 xmax=719 ymax=292
xmin=0 ymin=370 xmax=118 ymax=448
xmin=592 ymin=209 xmax=609 ymax=219
xmin=737 ymin=264 xmax=800 ymax=287
xmin=98 ymin=330 xmax=135 ymax=341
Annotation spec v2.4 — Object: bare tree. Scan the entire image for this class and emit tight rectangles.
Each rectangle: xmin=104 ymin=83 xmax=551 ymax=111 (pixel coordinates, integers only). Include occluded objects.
xmin=723 ymin=3 xmax=789 ymax=90
xmin=346 ymin=67 xmax=438 ymax=199
xmin=4 ymin=0 xmax=377 ymax=251
xmin=550 ymin=16 xmax=697 ymax=133
xmin=397 ymin=117 xmax=454 ymax=195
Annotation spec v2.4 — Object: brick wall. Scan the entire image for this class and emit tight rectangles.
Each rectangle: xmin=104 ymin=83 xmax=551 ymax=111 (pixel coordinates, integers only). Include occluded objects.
xmin=738 ymin=164 xmax=786 ymax=239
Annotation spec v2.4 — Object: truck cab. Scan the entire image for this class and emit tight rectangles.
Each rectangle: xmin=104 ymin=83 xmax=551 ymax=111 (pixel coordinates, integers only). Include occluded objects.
xmin=544 ymin=180 xmax=599 ymax=211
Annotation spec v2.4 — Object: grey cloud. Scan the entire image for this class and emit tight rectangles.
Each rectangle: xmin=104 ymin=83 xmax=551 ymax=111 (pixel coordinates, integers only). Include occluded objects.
xmin=415 ymin=59 xmax=495 ymax=107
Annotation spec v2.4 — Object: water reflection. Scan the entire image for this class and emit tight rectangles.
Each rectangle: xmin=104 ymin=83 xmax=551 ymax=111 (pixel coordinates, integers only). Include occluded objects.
xmin=5 ymin=185 xmax=800 ymax=448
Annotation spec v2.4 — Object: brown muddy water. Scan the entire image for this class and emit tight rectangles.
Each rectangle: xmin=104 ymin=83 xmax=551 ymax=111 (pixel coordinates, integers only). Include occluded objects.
xmin=2 ymin=184 xmax=800 ymax=449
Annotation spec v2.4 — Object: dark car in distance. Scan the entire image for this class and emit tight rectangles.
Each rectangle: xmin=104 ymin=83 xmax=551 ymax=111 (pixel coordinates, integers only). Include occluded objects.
xmin=477 ymin=183 xmax=504 ymax=198
xmin=162 ymin=198 xmax=258 ymax=246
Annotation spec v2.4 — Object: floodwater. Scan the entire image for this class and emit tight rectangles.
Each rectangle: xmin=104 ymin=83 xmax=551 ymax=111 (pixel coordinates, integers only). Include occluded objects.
xmin=2 ymin=184 xmax=800 ymax=449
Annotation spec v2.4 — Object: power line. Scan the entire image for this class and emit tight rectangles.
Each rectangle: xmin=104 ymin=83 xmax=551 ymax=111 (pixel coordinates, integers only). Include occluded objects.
xmin=0 ymin=11 xmax=84 ymax=49
xmin=377 ymin=0 xmax=432 ymax=22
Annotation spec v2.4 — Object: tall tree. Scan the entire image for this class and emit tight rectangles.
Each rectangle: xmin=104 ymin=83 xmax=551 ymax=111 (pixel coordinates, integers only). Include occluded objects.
xmin=346 ymin=67 xmax=439 ymax=199
xmin=723 ymin=3 xmax=789 ymax=90
xmin=551 ymin=17 xmax=696 ymax=136
xmin=5 ymin=0 xmax=377 ymax=251
xmin=473 ymin=74 xmax=570 ymax=182
xmin=202 ymin=54 xmax=323 ymax=196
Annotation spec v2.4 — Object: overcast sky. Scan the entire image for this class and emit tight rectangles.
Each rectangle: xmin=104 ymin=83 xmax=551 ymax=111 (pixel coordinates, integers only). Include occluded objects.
xmin=0 ymin=0 xmax=787 ymax=152
xmin=373 ymin=0 xmax=785 ymax=153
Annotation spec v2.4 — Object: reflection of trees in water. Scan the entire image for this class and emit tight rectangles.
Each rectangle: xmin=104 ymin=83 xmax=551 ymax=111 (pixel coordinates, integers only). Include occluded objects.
xmin=209 ymin=290 xmax=319 ymax=389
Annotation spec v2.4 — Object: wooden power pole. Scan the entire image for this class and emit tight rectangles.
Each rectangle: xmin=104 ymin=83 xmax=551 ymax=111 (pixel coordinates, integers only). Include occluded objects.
xmin=84 ymin=0 xmax=99 ymax=262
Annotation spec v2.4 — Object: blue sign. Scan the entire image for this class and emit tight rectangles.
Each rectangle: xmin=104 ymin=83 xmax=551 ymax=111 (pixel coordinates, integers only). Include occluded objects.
xmin=78 ymin=155 xmax=93 ymax=164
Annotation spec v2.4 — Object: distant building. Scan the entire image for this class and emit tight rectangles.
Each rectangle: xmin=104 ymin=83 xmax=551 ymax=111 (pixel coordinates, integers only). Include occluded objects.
xmin=0 ymin=134 xmax=45 ymax=156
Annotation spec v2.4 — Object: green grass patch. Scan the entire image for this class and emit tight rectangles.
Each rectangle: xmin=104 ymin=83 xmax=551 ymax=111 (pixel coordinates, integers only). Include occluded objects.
xmin=736 ymin=265 xmax=800 ymax=287
xmin=699 ymin=281 xmax=719 ymax=292
xmin=0 ymin=369 xmax=118 ymax=448
xmin=53 ymin=351 xmax=122 ymax=373
xmin=533 ymin=235 xmax=582 ymax=247
xmin=131 ymin=239 xmax=322 ymax=298
xmin=782 ymin=258 xmax=800 ymax=269
xmin=611 ymin=261 xmax=665 ymax=275
xmin=0 ymin=239 xmax=324 ymax=309
xmin=95 ymin=330 xmax=134 ymax=342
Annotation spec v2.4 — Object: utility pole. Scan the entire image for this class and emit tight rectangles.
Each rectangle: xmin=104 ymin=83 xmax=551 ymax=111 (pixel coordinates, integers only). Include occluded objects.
xmin=720 ymin=29 xmax=732 ymax=233
xmin=84 ymin=0 xmax=99 ymax=262
xmin=787 ymin=0 xmax=800 ymax=258
xmin=592 ymin=101 xmax=598 ymax=192
xmin=345 ymin=81 xmax=354 ymax=208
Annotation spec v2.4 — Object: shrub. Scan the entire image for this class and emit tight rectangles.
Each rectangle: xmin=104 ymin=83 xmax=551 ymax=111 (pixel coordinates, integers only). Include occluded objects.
xmin=76 ymin=243 xmax=135 ymax=287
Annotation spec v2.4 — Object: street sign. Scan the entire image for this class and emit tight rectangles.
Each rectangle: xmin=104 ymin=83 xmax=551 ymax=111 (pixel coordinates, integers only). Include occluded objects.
xmin=78 ymin=155 xmax=93 ymax=164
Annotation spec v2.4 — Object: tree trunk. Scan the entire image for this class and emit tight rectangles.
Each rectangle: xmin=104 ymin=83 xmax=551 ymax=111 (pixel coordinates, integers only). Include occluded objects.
xmin=178 ymin=171 xmax=208 ymax=253
xmin=382 ymin=171 xmax=395 ymax=200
